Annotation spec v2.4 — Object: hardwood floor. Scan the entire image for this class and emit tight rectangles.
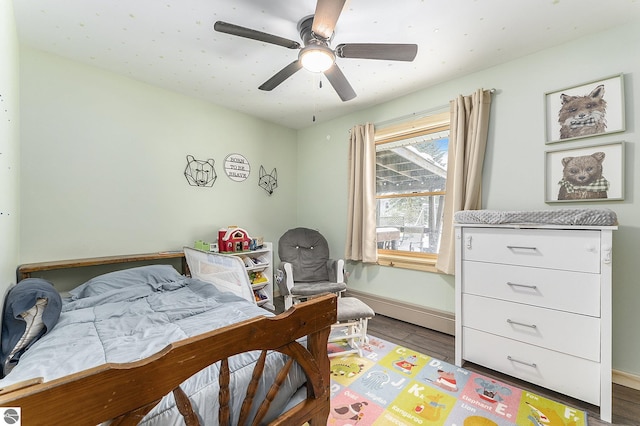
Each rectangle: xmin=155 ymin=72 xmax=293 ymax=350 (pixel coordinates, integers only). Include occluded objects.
xmin=367 ymin=313 xmax=640 ymax=426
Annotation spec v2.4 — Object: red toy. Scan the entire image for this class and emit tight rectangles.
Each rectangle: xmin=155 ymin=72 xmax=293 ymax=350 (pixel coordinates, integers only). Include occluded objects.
xmin=218 ymin=226 xmax=252 ymax=253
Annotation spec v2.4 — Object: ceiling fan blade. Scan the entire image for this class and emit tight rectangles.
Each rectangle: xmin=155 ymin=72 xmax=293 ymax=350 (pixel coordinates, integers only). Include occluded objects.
xmin=323 ymin=64 xmax=356 ymax=101
xmin=312 ymin=0 xmax=347 ymax=40
xmin=258 ymin=61 xmax=304 ymax=91
xmin=336 ymin=43 xmax=418 ymax=61
xmin=214 ymin=21 xmax=301 ymax=49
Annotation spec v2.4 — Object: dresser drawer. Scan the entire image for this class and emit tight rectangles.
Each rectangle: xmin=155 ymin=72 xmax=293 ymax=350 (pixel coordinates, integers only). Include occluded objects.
xmin=462 ymin=294 xmax=600 ymax=361
xmin=461 ymin=228 xmax=601 ymax=272
xmin=462 ymin=261 xmax=600 ymax=316
xmin=462 ymin=328 xmax=600 ymax=405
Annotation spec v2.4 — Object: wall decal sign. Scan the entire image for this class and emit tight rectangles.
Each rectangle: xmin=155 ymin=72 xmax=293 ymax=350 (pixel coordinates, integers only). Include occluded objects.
xmin=184 ymin=155 xmax=217 ymax=187
xmin=224 ymin=153 xmax=251 ymax=182
xmin=258 ymin=166 xmax=278 ymax=195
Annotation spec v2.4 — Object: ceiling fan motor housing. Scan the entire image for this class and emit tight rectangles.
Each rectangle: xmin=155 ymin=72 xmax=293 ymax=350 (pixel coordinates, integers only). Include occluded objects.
xmin=297 ymin=15 xmax=335 ymax=72
xmin=298 ymin=15 xmax=333 ymax=45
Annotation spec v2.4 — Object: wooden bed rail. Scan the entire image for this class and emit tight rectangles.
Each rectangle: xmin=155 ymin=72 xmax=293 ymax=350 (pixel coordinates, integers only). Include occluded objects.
xmin=16 ymin=251 xmax=188 ymax=281
xmin=0 ymin=293 xmax=337 ymax=425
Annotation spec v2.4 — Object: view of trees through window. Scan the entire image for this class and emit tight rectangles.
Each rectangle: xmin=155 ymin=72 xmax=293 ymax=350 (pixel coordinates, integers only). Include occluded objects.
xmin=376 ymin=131 xmax=449 ymax=255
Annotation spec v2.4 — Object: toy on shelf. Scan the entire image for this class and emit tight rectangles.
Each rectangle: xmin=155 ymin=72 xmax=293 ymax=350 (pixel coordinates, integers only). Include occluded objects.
xmin=194 ymin=240 xmax=218 ymax=252
xmin=254 ymin=289 xmax=269 ymax=304
xmin=218 ymin=226 xmax=264 ymax=253
xmin=218 ymin=226 xmax=252 ymax=253
xmin=249 ymin=271 xmax=268 ymax=285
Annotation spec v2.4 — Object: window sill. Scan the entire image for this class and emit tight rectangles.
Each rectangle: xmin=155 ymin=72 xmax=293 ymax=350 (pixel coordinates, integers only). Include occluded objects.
xmin=376 ymin=251 xmax=440 ymax=273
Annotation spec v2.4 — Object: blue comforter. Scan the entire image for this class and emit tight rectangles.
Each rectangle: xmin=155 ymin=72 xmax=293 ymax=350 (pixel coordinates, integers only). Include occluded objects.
xmin=0 ymin=275 xmax=305 ymax=424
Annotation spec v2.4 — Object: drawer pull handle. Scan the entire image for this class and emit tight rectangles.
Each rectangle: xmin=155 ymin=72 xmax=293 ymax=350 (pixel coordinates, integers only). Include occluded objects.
xmin=506 ymin=245 xmax=537 ymax=251
xmin=506 ymin=282 xmax=538 ymax=290
xmin=507 ymin=356 xmax=537 ymax=368
xmin=507 ymin=319 xmax=537 ymax=329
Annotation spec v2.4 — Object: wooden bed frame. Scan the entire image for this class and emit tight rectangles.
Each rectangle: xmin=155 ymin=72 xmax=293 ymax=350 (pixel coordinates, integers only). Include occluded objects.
xmin=0 ymin=253 xmax=337 ymax=425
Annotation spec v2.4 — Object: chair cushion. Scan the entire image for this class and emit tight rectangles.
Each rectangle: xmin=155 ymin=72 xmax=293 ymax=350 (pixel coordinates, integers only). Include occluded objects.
xmin=278 ymin=228 xmax=330 ymax=282
xmin=337 ymin=297 xmax=375 ymax=321
xmin=290 ymin=282 xmax=347 ymax=296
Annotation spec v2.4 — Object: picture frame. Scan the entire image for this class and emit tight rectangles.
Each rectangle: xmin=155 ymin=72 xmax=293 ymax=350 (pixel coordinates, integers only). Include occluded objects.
xmin=545 ymin=141 xmax=624 ymax=203
xmin=544 ymin=74 xmax=625 ymax=144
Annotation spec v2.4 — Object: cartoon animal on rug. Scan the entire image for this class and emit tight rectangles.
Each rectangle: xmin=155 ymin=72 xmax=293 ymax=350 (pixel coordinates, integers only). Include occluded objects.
xmin=525 ymin=401 xmax=578 ymax=426
xmin=474 ymin=377 xmax=512 ymax=403
xmin=330 ymin=361 xmax=365 ymax=378
xmin=463 ymin=416 xmax=499 ymax=426
xmin=428 ymin=368 xmax=458 ymax=392
xmin=361 ymin=370 xmax=391 ymax=390
xmin=557 ymin=152 xmax=609 ymax=200
xmin=558 ymin=84 xmax=607 ymax=140
xmin=184 ymin=155 xmax=217 ymax=187
xmin=393 ymin=354 xmax=420 ymax=374
xmin=362 ymin=337 xmax=386 ymax=353
xmin=330 ymin=401 xmax=369 ymax=422
xmin=414 ymin=393 xmax=446 ymax=421
xmin=258 ymin=165 xmax=277 ymax=195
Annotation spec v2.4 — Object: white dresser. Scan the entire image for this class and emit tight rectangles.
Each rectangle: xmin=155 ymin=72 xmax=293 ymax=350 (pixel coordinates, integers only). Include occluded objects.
xmin=454 ymin=224 xmax=616 ymax=422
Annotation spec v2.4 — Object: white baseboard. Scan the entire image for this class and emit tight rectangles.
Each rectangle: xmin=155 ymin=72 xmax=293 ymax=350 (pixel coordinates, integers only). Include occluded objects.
xmin=613 ymin=369 xmax=640 ymax=391
xmin=345 ymin=289 xmax=455 ymax=336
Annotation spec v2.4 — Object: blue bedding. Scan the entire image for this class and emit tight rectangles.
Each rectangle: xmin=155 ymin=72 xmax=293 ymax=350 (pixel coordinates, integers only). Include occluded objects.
xmin=1 ymin=278 xmax=62 ymax=375
xmin=0 ymin=268 xmax=305 ymax=424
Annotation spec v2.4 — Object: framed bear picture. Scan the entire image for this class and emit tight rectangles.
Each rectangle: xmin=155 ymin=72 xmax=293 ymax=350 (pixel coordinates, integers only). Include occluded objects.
xmin=544 ymin=74 xmax=625 ymax=144
xmin=545 ymin=141 xmax=624 ymax=203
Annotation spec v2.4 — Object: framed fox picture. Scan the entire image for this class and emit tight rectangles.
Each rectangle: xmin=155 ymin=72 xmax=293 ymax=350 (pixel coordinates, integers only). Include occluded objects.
xmin=544 ymin=74 xmax=625 ymax=144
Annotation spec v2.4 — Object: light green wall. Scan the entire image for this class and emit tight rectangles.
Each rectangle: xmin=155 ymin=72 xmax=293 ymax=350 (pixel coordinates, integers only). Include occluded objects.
xmin=297 ymin=21 xmax=640 ymax=376
xmin=19 ymin=47 xmax=298 ymax=263
xmin=14 ymin=17 xmax=640 ymax=378
xmin=0 ymin=1 xmax=20 ymax=295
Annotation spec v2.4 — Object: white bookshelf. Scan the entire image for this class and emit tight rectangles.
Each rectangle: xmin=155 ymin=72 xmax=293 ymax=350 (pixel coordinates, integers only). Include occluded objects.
xmin=227 ymin=242 xmax=274 ymax=310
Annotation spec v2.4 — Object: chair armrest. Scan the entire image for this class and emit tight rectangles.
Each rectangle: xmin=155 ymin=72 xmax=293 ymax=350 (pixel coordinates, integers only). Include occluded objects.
xmin=326 ymin=259 xmax=345 ymax=283
xmin=278 ymin=262 xmax=296 ymax=295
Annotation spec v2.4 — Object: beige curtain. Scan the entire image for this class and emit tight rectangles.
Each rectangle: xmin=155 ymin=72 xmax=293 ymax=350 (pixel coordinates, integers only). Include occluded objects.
xmin=436 ymin=89 xmax=492 ymax=274
xmin=345 ymin=123 xmax=378 ymax=263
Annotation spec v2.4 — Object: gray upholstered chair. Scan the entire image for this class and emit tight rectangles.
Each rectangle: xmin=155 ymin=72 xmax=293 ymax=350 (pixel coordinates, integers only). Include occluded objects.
xmin=277 ymin=227 xmax=347 ymax=310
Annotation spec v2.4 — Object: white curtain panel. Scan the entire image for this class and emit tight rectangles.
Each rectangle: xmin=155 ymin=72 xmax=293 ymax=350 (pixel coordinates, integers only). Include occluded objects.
xmin=436 ymin=89 xmax=492 ymax=274
xmin=345 ymin=123 xmax=378 ymax=263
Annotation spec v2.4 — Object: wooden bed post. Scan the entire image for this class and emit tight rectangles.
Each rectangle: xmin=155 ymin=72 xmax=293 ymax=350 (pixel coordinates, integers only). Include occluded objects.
xmin=305 ymin=324 xmax=332 ymax=425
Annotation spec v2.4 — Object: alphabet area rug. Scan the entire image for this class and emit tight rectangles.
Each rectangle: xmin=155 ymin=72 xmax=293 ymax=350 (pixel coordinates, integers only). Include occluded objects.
xmin=327 ymin=335 xmax=588 ymax=426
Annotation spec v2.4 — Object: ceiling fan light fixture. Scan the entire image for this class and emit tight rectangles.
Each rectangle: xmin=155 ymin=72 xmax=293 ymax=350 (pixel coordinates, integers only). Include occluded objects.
xmin=299 ymin=45 xmax=335 ymax=72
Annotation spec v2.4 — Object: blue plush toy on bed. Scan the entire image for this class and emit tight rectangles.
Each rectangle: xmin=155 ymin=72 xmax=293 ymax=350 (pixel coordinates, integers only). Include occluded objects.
xmin=0 ymin=278 xmax=62 ymax=377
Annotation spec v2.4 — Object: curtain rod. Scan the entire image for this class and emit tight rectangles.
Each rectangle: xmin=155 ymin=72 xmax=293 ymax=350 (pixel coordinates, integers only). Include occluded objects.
xmin=373 ymin=88 xmax=496 ymax=128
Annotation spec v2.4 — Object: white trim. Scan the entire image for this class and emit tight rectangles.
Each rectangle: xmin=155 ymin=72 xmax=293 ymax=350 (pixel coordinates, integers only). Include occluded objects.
xmin=345 ymin=289 xmax=454 ymax=335
xmin=613 ymin=369 xmax=640 ymax=391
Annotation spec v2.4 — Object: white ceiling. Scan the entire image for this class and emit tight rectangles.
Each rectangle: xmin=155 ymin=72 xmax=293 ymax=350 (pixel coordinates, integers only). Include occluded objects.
xmin=13 ymin=0 xmax=640 ymax=130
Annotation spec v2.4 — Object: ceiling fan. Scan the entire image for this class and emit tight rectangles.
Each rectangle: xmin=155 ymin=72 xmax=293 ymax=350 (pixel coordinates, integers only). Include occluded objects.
xmin=214 ymin=0 xmax=418 ymax=102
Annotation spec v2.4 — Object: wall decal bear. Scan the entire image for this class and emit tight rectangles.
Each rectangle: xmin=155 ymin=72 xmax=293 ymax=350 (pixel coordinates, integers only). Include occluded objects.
xmin=184 ymin=155 xmax=217 ymax=187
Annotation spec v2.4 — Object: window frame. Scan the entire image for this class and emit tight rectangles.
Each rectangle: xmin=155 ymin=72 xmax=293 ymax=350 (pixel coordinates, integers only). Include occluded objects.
xmin=374 ymin=111 xmax=450 ymax=272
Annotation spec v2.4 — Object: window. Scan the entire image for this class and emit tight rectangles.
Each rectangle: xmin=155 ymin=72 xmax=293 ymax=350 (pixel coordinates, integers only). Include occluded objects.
xmin=375 ymin=111 xmax=449 ymax=271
